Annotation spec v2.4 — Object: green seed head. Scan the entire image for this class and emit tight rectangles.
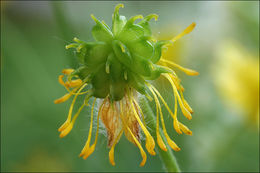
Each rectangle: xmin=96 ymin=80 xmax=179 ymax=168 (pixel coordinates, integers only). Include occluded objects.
xmin=66 ymin=4 xmax=171 ymax=101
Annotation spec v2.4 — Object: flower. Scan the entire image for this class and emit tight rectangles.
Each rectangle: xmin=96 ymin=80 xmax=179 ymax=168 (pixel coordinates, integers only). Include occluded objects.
xmin=213 ymin=41 xmax=259 ymax=127
xmin=54 ymin=4 xmax=198 ymax=166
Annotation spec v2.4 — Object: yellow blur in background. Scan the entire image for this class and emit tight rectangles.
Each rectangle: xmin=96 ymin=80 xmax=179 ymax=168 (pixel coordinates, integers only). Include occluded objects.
xmin=214 ymin=41 xmax=259 ymax=127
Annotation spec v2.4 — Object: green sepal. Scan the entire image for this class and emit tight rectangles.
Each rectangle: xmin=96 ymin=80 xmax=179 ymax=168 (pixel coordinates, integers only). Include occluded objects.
xmin=91 ymin=64 xmax=110 ymax=98
xmin=110 ymin=81 xmax=126 ymax=101
xmin=84 ymin=42 xmax=110 ymax=70
xmin=91 ymin=14 xmax=113 ymax=43
xmin=138 ymin=14 xmax=158 ymax=37
xmin=144 ymin=64 xmax=171 ymax=80
xmin=127 ymin=71 xmax=149 ymax=96
xmin=118 ymin=15 xmax=145 ymax=43
xmin=70 ymin=65 xmax=91 ymax=80
xmin=76 ymin=46 xmax=87 ymax=64
xmin=112 ymin=40 xmax=133 ymax=67
xmin=127 ymin=38 xmax=154 ymax=59
xmin=112 ymin=4 xmax=127 ymax=36
xmin=150 ymin=40 xmax=172 ymax=63
xmin=131 ymin=53 xmax=153 ymax=77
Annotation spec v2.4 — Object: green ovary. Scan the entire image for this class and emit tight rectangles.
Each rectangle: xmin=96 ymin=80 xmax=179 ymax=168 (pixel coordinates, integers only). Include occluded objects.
xmin=67 ymin=4 xmax=171 ymax=101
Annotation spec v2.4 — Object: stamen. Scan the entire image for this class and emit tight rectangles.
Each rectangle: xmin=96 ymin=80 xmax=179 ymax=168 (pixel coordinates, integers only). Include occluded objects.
xmin=180 ymin=91 xmax=193 ymax=113
xmin=58 ymin=84 xmax=87 ymax=132
xmin=62 ymin=69 xmax=74 ymax=75
xmin=108 ymin=129 xmax=123 ymax=166
xmin=170 ymin=74 xmax=182 ymax=91
xmin=173 ymin=93 xmax=182 ymax=134
xmin=54 ymin=93 xmax=72 ymax=104
xmin=82 ymin=100 xmax=103 ymax=159
xmin=59 ymin=103 xmax=85 ymax=138
xmin=148 ymin=85 xmax=180 ymax=151
xmin=129 ymin=91 xmax=156 ymax=155
xmin=132 ymin=99 xmax=147 ymax=127
xmin=155 ymin=94 xmax=167 ymax=151
xmin=79 ymin=98 xmax=96 ymax=158
xmin=58 ymin=75 xmax=65 ymax=86
xmin=163 ymin=74 xmax=192 ymax=120
xmin=171 ymin=22 xmax=196 ymax=43
xmin=179 ymin=122 xmax=192 ymax=135
xmin=128 ymin=125 xmax=147 ymax=167
xmin=65 ymin=79 xmax=83 ymax=88
xmin=58 ymin=75 xmax=89 ymax=95
xmin=160 ymin=59 xmax=199 ymax=76
xmin=119 ymin=101 xmax=147 ymax=167
xmin=147 ymin=83 xmax=182 ymax=134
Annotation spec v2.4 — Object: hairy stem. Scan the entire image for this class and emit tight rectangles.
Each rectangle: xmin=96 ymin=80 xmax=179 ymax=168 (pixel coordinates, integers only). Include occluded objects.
xmin=139 ymin=96 xmax=181 ymax=172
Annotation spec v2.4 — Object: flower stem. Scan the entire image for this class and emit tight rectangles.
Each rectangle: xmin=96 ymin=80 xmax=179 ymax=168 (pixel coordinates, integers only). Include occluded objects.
xmin=139 ymin=96 xmax=181 ymax=172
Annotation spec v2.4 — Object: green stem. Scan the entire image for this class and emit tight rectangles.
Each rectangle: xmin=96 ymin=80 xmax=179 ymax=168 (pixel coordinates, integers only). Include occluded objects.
xmin=139 ymin=96 xmax=181 ymax=172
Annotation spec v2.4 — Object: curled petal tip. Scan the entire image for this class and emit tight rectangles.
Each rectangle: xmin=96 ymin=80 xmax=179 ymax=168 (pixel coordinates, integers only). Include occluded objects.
xmin=115 ymin=3 xmax=124 ymax=10
xmin=146 ymin=14 xmax=158 ymax=21
xmin=90 ymin=14 xmax=98 ymax=23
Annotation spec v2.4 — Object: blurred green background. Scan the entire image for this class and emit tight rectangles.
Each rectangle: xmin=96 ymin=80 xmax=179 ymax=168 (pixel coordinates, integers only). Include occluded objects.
xmin=1 ymin=1 xmax=259 ymax=172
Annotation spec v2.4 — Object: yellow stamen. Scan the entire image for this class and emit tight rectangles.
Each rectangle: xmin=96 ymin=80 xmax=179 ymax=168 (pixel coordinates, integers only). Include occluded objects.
xmin=108 ymin=129 xmax=123 ymax=166
xmin=180 ymin=91 xmax=193 ymax=113
xmin=119 ymin=101 xmax=147 ymax=167
xmin=58 ymin=84 xmax=87 ymax=132
xmin=58 ymin=75 xmax=65 ymax=86
xmin=132 ymin=99 xmax=147 ymax=127
xmin=154 ymin=95 xmax=167 ymax=151
xmin=173 ymin=93 xmax=182 ymax=134
xmin=160 ymin=59 xmax=199 ymax=76
xmin=171 ymin=22 xmax=196 ymax=43
xmin=59 ymin=103 xmax=85 ymax=138
xmin=58 ymin=75 xmax=89 ymax=95
xmin=147 ymin=83 xmax=182 ymax=134
xmin=127 ymin=125 xmax=147 ymax=167
xmin=62 ymin=69 xmax=74 ymax=75
xmin=129 ymin=91 xmax=156 ymax=155
xmin=65 ymin=79 xmax=83 ymax=88
xmin=82 ymin=100 xmax=103 ymax=159
xmin=148 ymin=86 xmax=180 ymax=151
xmin=170 ymin=75 xmax=181 ymax=91
xmin=54 ymin=93 xmax=72 ymax=104
xmin=163 ymin=74 xmax=192 ymax=120
xmin=79 ymin=98 xmax=96 ymax=158
xmin=179 ymin=122 xmax=192 ymax=135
